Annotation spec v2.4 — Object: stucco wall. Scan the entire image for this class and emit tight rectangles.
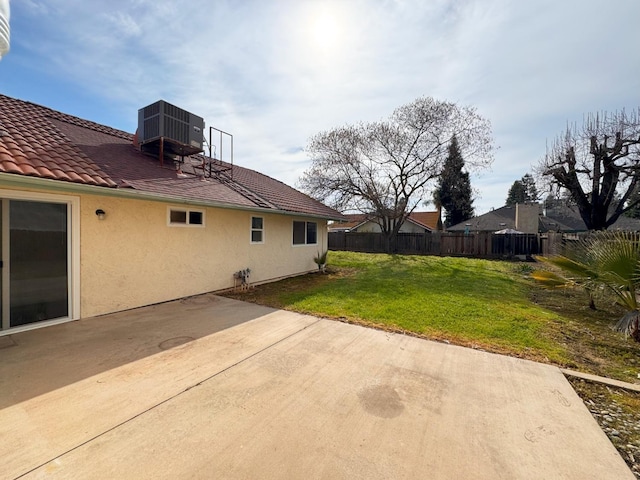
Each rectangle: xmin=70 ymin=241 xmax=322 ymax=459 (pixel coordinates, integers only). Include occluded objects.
xmin=80 ymin=194 xmax=327 ymax=317
xmin=0 ymin=184 xmax=328 ymax=319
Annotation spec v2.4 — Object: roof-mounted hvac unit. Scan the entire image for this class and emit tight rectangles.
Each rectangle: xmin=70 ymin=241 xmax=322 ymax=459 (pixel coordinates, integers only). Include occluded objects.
xmin=138 ymin=100 xmax=204 ymax=158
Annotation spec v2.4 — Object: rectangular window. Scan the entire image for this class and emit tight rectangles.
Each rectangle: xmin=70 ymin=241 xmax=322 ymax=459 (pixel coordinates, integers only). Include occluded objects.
xmin=168 ymin=207 xmax=205 ymax=227
xmin=251 ymin=216 xmax=264 ymax=243
xmin=306 ymin=221 xmax=317 ymax=244
xmin=293 ymin=221 xmax=318 ymax=245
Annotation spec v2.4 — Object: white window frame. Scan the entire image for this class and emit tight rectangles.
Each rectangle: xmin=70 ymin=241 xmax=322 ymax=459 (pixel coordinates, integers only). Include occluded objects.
xmin=250 ymin=216 xmax=264 ymax=244
xmin=292 ymin=220 xmax=318 ymax=246
xmin=0 ymin=189 xmax=80 ymax=335
xmin=167 ymin=207 xmax=205 ymax=227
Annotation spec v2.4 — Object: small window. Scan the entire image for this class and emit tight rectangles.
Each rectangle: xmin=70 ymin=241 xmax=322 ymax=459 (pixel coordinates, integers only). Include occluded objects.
xmin=168 ymin=207 xmax=204 ymax=227
xmin=170 ymin=210 xmax=187 ymax=224
xmin=306 ymin=222 xmax=317 ymax=244
xmin=251 ymin=216 xmax=264 ymax=243
xmin=189 ymin=211 xmax=203 ymax=225
xmin=293 ymin=221 xmax=306 ymax=245
xmin=293 ymin=221 xmax=317 ymax=245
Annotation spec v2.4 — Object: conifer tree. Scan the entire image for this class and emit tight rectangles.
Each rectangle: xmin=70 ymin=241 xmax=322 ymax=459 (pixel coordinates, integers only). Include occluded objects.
xmin=434 ymin=135 xmax=474 ymax=227
xmin=505 ymin=180 xmax=526 ymax=206
xmin=506 ymin=173 xmax=538 ymax=206
xmin=624 ymin=187 xmax=640 ymax=219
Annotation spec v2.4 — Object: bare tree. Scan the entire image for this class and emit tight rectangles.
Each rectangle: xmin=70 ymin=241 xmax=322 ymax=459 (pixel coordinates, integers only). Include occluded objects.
xmin=299 ymin=97 xmax=494 ymax=251
xmin=539 ymin=109 xmax=640 ymax=230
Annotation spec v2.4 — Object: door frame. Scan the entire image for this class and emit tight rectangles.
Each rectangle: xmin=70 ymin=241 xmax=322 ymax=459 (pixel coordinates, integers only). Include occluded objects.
xmin=0 ymin=188 xmax=80 ymax=335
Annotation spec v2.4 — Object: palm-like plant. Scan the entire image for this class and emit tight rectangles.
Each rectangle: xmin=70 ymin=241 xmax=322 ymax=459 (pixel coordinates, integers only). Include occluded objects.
xmin=313 ymin=250 xmax=328 ymax=273
xmin=532 ymin=231 xmax=640 ymax=341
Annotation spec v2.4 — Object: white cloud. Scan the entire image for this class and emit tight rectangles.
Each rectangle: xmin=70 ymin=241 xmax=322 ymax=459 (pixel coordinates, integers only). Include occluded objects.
xmin=6 ymin=0 xmax=640 ymax=214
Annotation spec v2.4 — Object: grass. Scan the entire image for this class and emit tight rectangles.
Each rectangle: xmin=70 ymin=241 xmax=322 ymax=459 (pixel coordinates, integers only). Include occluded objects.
xmin=224 ymin=251 xmax=640 ymax=382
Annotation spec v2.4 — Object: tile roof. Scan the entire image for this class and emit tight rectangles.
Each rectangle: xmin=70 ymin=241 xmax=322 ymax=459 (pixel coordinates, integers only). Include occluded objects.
xmin=447 ymin=206 xmax=517 ymax=232
xmin=330 ymin=212 xmax=440 ymax=231
xmin=447 ymin=203 xmax=640 ymax=232
xmin=0 ymin=96 xmax=117 ymax=187
xmin=0 ymin=94 xmax=343 ymax=219
xmin=408 ymin=211 xmax=441 ymax=231
xmin=329 ymin=214 xmax=368 ymax=231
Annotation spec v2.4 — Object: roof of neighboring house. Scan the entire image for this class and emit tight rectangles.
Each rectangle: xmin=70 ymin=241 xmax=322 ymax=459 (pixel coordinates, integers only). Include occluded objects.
xmin=0 ymin=94 xmax=343 ymax=220
xmin=446 ymin=206 xmax=517 ymax=232
xmin=408 ymin=211 xmax=441 ymax=231
xmin=329 ymin=214 xmax=368 ymax=231
xmin=329 ymin=211 xmax=441 ymax=231
xmin=447 ymin=203 xmax=640 ymax=232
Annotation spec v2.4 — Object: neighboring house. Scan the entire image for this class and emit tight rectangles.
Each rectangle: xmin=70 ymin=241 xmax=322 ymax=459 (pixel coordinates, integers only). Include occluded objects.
xmin=0 ymin=94 xmax=343 ymax=335
xmin=329 ymin=212 xmax=442 ymax=233
xmin=447 ymin=202 xmax=640 ymax=233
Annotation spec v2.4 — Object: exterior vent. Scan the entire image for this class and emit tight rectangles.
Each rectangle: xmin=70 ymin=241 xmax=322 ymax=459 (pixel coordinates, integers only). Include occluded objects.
xmin=137 ymin=100 xmax=204 ymax=157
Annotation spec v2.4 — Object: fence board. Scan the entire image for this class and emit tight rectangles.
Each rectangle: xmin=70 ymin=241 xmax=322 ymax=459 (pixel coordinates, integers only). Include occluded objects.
xmin=328 ymin=231 xmax=543 ymax=259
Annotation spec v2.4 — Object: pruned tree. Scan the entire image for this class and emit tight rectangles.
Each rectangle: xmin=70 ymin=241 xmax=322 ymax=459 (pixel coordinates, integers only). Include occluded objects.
xmin=299 ymin=97 xmax=494 ymax=251
xmin=538 ymin=109 xmax=640 ymax=230
xmin=506 ymin=173 xmax=539 ymax=206
xmin=434 ymin=135 xmax=474 ymax=227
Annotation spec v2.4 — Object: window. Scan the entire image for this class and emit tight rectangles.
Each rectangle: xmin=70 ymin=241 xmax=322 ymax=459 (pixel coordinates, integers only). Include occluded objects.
xmin=168 ymin=207 xmax=204 ymax=226
xmin=251 ymin=216 xmax=264 ymax=243
xmin=293 ymin=221 xmax=317 ymax=245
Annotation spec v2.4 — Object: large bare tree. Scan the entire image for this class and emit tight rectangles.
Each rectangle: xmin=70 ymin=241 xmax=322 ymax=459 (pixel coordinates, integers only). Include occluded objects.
xmin=539 ymin=109 xmax=640 ymax=230
xmin=299 ymin=97 xmax=494 ymax=251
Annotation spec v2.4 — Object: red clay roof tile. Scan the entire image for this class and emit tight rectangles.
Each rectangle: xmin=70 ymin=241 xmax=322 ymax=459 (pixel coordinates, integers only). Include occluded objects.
xmin=2 ymin=160 xmax=22 ymax=174
xmin=1 ymin=94 xmax=343 ymax=219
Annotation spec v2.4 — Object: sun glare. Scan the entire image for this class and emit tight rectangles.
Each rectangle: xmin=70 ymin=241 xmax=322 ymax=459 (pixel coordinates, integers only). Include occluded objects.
xmin=311 ymin=10 xmax=341 ymax=52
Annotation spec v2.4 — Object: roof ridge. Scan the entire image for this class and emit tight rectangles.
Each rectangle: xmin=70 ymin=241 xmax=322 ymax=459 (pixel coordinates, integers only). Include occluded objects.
xmin=45 ymin=109 xmax=133 ymax=141
xmin=0 ymin=94 xmax=132 ymax=141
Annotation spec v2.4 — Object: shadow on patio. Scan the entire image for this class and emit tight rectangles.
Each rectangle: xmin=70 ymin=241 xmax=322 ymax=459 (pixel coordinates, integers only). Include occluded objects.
xmin=0 ymin=293 xmax=274 ymax=410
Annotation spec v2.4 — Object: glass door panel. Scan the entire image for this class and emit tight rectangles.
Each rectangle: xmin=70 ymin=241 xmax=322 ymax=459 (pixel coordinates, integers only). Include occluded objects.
xmin=9 ymin=200 xmax=68 ymax=327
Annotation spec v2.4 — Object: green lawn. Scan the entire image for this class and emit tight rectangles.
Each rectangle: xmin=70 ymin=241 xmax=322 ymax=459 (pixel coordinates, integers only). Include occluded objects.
xmin=223 ymin=251 xmax=639 ymax=382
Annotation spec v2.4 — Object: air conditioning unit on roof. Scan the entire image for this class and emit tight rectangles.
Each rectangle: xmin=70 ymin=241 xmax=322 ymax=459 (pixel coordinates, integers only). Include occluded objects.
xmin=138 ymin=100 xmax=204 ymax=157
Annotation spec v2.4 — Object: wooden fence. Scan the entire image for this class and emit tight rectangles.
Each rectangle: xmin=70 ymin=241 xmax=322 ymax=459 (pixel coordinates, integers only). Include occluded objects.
xmin=328 ymin=231 xmax=554 ymax=259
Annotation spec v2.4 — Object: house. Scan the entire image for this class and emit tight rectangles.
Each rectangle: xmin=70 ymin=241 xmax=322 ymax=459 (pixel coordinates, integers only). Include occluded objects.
xmin=447 ymin=202 xmax=640 ymax=233
xmin=0 ymin=94 xmax=344 ymax=335
xmin=329 ymin=211 xmax=442 ymax=233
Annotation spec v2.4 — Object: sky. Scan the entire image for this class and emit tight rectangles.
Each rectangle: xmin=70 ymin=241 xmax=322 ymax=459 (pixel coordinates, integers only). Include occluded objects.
xmin=1 ymin=0 xmax=639 ymax=215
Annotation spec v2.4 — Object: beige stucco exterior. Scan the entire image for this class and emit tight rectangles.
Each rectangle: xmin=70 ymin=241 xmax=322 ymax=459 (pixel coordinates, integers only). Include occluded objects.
xmin=0 ymin=183 xmax=328 ymax=321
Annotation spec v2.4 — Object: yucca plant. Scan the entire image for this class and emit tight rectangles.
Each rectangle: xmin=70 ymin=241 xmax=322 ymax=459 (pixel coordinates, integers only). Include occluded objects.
xmin=313 ymin=250 xmax=328 ymax=273
xmin=532 ymin=231 xmax=640 ymax=341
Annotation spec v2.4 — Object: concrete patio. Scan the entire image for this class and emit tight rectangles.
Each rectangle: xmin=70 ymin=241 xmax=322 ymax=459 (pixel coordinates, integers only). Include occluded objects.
xmin=0 ymin=294 xmax=633 ymax=479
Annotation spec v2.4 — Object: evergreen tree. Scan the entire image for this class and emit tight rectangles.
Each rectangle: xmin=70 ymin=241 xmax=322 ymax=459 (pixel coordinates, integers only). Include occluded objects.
xmin=624 ymin=187 xmax=640 ymax=219
xmin=506 ymin=173 xmax=539 ymax=206
xmin=505 ymin=180 xmax=526 ymax=206
xmin=434 ymin=135 xmax=474 ymax=227
xmin=521 ymin=173 xmax=539 ymax=202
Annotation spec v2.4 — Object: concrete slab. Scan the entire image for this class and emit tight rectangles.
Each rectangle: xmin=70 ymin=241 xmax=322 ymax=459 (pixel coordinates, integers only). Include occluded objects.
xmin=0 ymin=295 xmax=633 ymax=479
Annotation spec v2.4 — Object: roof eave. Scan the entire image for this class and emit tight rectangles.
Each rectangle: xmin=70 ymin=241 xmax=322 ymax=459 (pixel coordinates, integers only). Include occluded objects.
xmin=0 ymin=173 xmax=343 ymax=220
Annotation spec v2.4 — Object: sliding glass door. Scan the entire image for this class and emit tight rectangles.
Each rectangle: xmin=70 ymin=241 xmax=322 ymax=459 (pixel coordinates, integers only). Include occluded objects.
xmin=1 ymin=193 xmax=76 ymax=331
